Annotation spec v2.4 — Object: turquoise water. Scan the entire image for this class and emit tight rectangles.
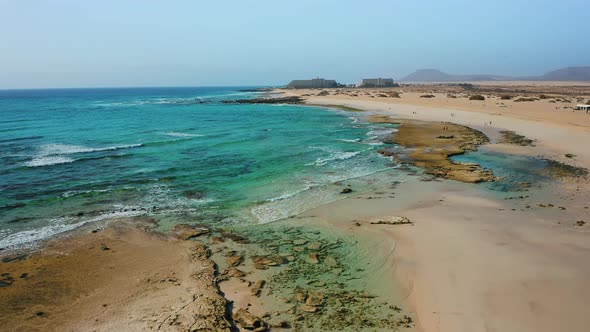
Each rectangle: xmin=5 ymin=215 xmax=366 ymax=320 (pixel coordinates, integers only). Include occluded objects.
xmin=0 ymin=87 xmax=399 ymax=249
xmin=451 ymin=149 xmax=551 ymax=192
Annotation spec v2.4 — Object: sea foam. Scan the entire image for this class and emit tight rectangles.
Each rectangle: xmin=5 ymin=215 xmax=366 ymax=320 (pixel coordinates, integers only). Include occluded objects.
xmin=307 ymin=151 xmax=361 ymax=166
xmin=164 ymin=132 xmax=205 ymax=138
xmin=24 ymin=143 xmax=142 ymax=167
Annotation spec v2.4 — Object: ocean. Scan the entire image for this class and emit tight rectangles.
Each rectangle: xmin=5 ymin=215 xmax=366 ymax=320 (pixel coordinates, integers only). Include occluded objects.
xmin=0 ymin=87 xmax=402 ymax=249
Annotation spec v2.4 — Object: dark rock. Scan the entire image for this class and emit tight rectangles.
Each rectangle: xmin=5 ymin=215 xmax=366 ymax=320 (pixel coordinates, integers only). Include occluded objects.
xmin=184 ymin=191 xmax=205 ymax=199
xmin=369 ymin=216 xmax=412 ymax=225
xmin=233 ymin=308 xmax=268 ymax=331
xmin=250 ymin=280 xmax=266 ymax=297
xmin=2 ymin=254 xmax=27 ymax=263
xmin=0 ymin=279 xmax=13 ymax=288
xmin=340 ymin=188 xmax=353 ymax=194
xmin=223 ymin=96 xmax=303 ymax=105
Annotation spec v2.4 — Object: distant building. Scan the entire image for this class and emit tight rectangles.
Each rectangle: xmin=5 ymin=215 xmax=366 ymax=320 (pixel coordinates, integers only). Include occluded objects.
xmin=575 ymin=104 xmax=590 ymax=113
xmin=286 ymin=78 xmax=338 ymax=89
xmin=358 ymin=78 xmax=395 ymax=87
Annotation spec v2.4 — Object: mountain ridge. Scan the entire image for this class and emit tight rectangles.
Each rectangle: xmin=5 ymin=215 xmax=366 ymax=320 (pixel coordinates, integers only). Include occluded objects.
xmin=400 ymin=66 xmax=590 ymax=82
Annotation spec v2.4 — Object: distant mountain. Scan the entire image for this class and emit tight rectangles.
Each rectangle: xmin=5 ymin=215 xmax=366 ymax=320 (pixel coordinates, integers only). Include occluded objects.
xmin=538 ymin=67 xmax=590 ymax=81
xmin=400 ymin=66 xmax=590 ymax=82
xmin=400 ymin=69 xmax=509 ymax=82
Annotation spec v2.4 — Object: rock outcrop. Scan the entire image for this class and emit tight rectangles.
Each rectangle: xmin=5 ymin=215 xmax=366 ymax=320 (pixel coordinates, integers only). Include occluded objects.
xmin=223 ymin=96 xmax=303 ymax=104
xmin=370 ymin=114 xmax=495 ymax=183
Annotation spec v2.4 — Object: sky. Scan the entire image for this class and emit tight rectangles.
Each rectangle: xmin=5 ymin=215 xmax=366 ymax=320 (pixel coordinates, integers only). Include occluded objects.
xmin=1 ymin=0 xmax=589 ymax=88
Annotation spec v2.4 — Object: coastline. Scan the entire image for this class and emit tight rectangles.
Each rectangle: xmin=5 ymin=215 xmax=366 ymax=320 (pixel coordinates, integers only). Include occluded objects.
xmin=2 ymin=84 xmax=590 ymax=331
xmin=278 ymin=86 xmax=590 ymax=331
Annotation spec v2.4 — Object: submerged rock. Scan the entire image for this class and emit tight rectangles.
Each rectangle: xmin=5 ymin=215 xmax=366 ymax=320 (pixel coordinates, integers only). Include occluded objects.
xmin=293 ymin=246 xmax=305 ymax=252
xmin=295 ymin=289 xmax=308 ymax=303
xmin=170 ymin=224 xmax=209 ymax=240
xmin=300 ymin=304 xmax=318 ymax=313
xmin=250 ymin=280 xmax=266 ymax=297
xmin=293 ymin=239 xmax=307 ymax=245
xmin=209 ymin=236 xmax=225 ymax=244
xmin=323 ymin=255 xmax=339 ymax=268
xmin=184 ymin=190 xmax=205 ymax=199
xmin=305 ymin=292 xmax=324 ymax=306
xmin=226 ymin=254 xmax=244 ymax=267
xmin=220 ymin=232 xmax=250 ymax=244
xmin=307 ymin=253 xmax=319 ymax=264
xmin=307 ymin=241 xmax=322 ymax=251
xmin=223 ymin=267 xmax=246 ymax=278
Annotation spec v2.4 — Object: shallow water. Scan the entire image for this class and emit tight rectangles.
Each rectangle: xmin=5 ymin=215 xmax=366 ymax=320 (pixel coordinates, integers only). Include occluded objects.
xmin=0 ymin=87 xmax=402 ymax=249
xmin=451 ymin=149 xmax=552 ymax=193
xmin=213 ymin=220 xmax=414 ymax=331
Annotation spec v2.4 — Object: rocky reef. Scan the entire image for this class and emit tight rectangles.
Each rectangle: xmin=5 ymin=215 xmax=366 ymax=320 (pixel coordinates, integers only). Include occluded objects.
xmin=498 ymin=130 xmax=535 ymax=146
xmin=223 ymin=96 xmax=304 ymax=104
xmin=206 ymin=223 xmax=414 ymax=331
xmin=369 ymin=114 xmax=495 ymax=183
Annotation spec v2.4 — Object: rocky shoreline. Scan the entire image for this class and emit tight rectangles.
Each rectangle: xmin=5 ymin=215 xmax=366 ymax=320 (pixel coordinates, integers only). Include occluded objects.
xmin=368 ymin=114 xmax=495 ymax=183
xmin=0 ymin=217 xmax=415 ymax=331
xmin=223 ymin=96 xmax=304 ymax=104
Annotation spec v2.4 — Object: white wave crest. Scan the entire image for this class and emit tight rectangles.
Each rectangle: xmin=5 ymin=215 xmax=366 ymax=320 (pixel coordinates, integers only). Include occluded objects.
xmin=0 ymin=209 xmax=144 ymax=250
xmin=37 ymin=143 xmax=142 ymax=155
xmin=366 ymin=129 xmax=394 ymax=137
xmin=24 ymin=143 xmax=142 ymax=167
xmin=306 ymin=151 xmax=360 ymax=167
xmin=164 ymin=132 xmax=205 ymax=138
xmin=24 ymin=156 xmax=75 ymax=167
xmin=266 ymin=185 xmax=316 ymax=203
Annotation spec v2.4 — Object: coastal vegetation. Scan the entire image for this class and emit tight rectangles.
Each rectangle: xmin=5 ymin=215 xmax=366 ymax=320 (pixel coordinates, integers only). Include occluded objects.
xmin=514 ymin=97 xmax=537 ymax=102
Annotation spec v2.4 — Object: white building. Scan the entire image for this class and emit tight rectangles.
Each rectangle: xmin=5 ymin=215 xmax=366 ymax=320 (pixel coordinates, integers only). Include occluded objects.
xmin=286 ymin=78 xmax=338 ymax=89
xmin=358 ymin=78 xmax=395 ymax=87
xmin=575 ymin=104 xmax=590 ymax=113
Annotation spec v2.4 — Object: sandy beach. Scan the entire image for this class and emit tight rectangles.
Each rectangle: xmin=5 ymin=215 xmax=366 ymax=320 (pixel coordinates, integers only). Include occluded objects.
xmin=280 ymin=83 xmax=590 ymax=331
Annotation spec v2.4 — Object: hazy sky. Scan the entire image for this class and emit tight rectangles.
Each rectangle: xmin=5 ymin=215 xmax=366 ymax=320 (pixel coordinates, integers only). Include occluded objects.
xmin=1 ymin=0 xmax=589 ymax=88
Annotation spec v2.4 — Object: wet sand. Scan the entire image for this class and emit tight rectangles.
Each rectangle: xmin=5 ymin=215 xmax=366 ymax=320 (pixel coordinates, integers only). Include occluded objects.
xmin=280 ymin=85 xmax=590 ymax=331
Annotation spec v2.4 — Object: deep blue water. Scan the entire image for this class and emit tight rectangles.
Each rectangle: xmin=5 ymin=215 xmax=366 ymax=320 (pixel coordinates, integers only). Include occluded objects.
xmin=0 ymin=87 xmax=399 ymax=249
